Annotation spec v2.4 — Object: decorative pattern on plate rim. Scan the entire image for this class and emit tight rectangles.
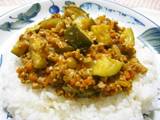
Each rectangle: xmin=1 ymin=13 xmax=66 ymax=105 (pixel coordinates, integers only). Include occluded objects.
xmin=3 ymin=107 xmax=13 ymax=119
xmin=80 ymin=2 xmax=145 ymax=26
xmin=0 ymin=54 xmax=2 ymax=67
xmin=49 ymin=0 xmax=60 ymax=14
xmin=0 ymin=3 xmax=41 ymax=31
xmin=138 ymin=27 xmax=160 ymax=53
xmin=0 ymin=0 xmax=147 ymax=32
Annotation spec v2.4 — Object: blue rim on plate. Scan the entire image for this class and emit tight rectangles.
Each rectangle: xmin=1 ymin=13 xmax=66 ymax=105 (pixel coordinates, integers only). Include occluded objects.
xmin=106 ymin=0 xmax=160 ymax=27
xmin=0 ymin=0 xmax=159 ymax=27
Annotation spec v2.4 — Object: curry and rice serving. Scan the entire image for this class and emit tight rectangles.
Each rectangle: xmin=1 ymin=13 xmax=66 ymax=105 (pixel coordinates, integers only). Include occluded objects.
xmin=11 ymin=4 xmax=147 ymax=98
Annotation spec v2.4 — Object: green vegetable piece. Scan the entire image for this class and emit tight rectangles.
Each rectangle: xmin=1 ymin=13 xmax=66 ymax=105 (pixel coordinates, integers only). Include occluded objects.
xmin=91 ymin=24 xmax=111 ymax=45
xmin=55 ymin=46 xmax=74 ymax=53
xmin=92 ymin=57 xmax=123 ymax=77
xmin=30 ymin=37 xmax=47 ymax=69
xmin=122 ymin=28 xmax=135 ymax=47
xmin=74 ymin=17 xmax=95 ymax=30
xmin=11 ymin=40 xmax=29 ymax=57
xmin=31 ymin=51 xmax=47 ymax=69
xmin=64 ymin=5 xmax=88 ymax=18
xmin=77 ymin=90 xmax=95 ymax=98
xmin=30 ymin=37 xmax=45 ymax=51
xmin=66 ymin=57 xmax=77 ymax=69
xmin=26 ymin=25 xmax=40 ymax=32
xmin=63 ymin=86 xmax=78 ymax=93
xmin=39 ymin=18 xmax=61 ymax=29
xmin=64 ymin=25 xmax=92 ymax=50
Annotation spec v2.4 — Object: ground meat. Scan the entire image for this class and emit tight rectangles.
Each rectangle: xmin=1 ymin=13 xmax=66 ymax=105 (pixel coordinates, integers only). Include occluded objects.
xmin=13 ymin=6 xmax=147 ymax=98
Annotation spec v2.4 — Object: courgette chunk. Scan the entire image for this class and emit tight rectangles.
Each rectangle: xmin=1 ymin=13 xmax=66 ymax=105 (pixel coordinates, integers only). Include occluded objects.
xmin=64 ymin=5 xmax=88 ymax=18
xmin=121 ymin=28 xmax=135 ymax=47
xmin=30 ymin=37 xmax=47 ymax=69
xmin=91 ymin=24 xmax=111 ymax=45
xmin=39 ymin=18 xmax=61 ymax=29
xmin=11 ymin=40 xmax=29 ymax=57
xmin=55 ymin=46 xmax=74 ymax=53
xmin=31 ymin=51 xmax=47 ymax=69
xmin=74 ymin=17 xmax=95 ymax=30
xmin=92 ymin=57 xmax=123 ymax=77
xmin=64 ymin=25 xmax=92 ymax=50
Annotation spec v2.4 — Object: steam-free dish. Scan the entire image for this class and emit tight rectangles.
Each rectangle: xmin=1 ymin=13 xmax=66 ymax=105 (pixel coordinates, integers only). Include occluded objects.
xmin=11 ymin=4 xmax=147 ymax=98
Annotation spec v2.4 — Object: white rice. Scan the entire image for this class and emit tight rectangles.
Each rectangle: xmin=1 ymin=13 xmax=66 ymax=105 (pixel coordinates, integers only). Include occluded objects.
xmin=0 ymin=31 xmax=160 ymax=120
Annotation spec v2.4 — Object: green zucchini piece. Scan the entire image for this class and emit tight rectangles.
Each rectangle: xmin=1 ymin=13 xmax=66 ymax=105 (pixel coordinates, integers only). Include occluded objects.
xmin=74 ymin=17 xmax=95 ymax=30
xmin=64 ymin=25 xmax=92 ymax=50
xmin=11 ymin=40 xmax=29 ymax=57
xmin=66 ymin=57 xmax=77 ymax=68
xmin=77 ymin=90 xmax=95 ymax=98
xmin=63 ymin=86 xmax=78 ymax=93
xmin=92 ymin=57 xmax=123 ymax=77
xmin=30 ymin=37 xmax=45 ymax=51
xmin=122 ymin=28 xmax=135 ymax=47
xmin=91 ymin=24 xmax=111 ymax=45
xmin=55 ymin=46 xmax=74 ymax=53
xmin=30 ymin=37 xmax=47 ymax=69
xmin=64 ymin=5 xmax=88 ymax=18
xmin=31 ymin=51 xmax=47 ymax=69
xmin=39 ymin=18 xmax=61 ymax=29
xmin=26 ymin=25 xmax=40 ymax=32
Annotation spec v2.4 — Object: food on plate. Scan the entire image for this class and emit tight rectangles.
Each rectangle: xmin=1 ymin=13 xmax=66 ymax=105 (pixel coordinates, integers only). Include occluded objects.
xmin=11 ymin=4 xmax=147 ymax=98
